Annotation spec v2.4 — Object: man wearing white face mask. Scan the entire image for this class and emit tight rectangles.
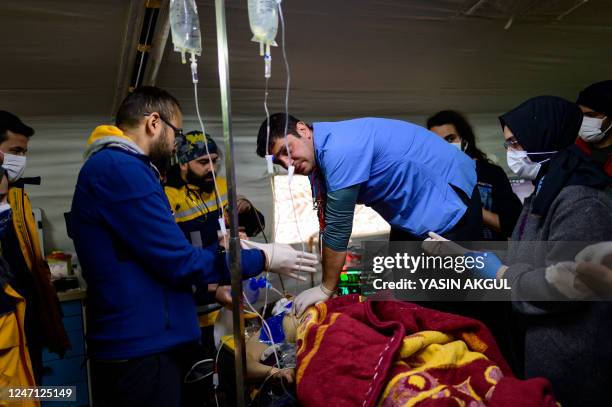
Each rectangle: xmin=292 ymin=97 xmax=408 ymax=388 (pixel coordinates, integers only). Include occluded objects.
xmin=0 ymin=111 xmax=69 ymax=384
xmin=0 ymin=111 xmax=30 ymax=182
xmin=577 ymin=111 xmax=612 ymax=143
xmin=575 ymin=80 xmax=612 ymax=178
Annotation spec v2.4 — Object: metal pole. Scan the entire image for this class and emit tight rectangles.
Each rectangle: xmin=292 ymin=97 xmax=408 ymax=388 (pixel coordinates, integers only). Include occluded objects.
xmin=214 ymin=1 xmax=247 ymax=406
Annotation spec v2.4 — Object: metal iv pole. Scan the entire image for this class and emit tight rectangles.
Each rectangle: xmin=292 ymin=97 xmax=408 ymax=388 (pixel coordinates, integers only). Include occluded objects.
xmin=215 ymin=0 xmax=247 ymax=405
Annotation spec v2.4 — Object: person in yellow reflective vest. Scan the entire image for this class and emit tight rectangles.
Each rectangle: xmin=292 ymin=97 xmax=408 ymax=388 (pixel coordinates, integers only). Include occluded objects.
xmin=0 ymin=169 xmax=39 ymax=407
xmin=164 ymin=131 xmax=267 ymax=306
xmin=165 ymin=131 xmax=265 ymax=248
xmin=0 ymin=112 xmax=69 ymax=384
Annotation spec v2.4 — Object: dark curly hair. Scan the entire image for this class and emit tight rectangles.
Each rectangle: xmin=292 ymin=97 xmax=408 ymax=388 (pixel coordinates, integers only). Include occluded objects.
xmin=426 ymin=110 xmax=489 ymax=162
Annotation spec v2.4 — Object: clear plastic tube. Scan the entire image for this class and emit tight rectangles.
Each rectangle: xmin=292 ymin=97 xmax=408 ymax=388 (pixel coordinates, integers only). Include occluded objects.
xmin=277 ymin=1 xmax=306 ymax=259
xmin=264 ymin=76 xmax=274 ymax=174
xmin=276 ymin=1 xmax=294 ymax=183
xmin=191 ymin=60 xmax=226 ymax=236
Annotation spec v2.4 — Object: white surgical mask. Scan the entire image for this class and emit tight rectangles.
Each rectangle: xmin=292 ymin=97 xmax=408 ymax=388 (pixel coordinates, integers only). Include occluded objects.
xmin=506 ymin=150 xmax=542 ymax=180
xmin=450 ymin=139 xmax=468 ymax=153
xmin=2 ymin=154 xmax=27 ymax=181
xmin=578 ymin=116 xmax=612 ymax=143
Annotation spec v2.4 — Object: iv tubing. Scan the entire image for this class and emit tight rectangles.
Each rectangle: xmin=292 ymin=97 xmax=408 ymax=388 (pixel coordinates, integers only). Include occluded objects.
xmin=191 ymin=55 xmax=227 ymax=235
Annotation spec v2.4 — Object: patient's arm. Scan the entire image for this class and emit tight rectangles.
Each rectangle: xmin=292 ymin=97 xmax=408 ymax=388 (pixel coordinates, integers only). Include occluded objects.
xmin=245 ymin=314 xmax=299 ymax=383
xmin=246 ymin=334 xmax=273 ymax=380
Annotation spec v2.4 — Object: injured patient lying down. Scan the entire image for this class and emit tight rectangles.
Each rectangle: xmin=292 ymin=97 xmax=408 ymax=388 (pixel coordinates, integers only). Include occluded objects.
xmin=245 ymin=295 xmax=558 ymax=407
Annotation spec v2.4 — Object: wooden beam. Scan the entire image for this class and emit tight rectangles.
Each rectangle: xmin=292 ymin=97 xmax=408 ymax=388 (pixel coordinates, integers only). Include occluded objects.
xmin=110 ymin=0 xmax=146 ymax=118
xmin=143 ymin=0 xmax=170 ymax=86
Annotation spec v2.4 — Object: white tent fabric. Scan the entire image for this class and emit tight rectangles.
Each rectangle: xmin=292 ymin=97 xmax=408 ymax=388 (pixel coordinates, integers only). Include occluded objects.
xmin=272 ymin=174 xmax=391 ymax=244
xmin=2 ymin=0 xmax=611 ymax=252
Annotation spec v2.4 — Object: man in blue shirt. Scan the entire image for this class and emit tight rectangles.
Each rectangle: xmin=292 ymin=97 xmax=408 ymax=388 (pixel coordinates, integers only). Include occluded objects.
xmin=71 ymin=88 xmax=315 ymax=406
xmin=256 ymin=114 xmax=482 ymax=315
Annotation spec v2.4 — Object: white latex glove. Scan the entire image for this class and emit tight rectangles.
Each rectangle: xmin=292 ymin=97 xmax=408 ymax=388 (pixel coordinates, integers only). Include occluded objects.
xmin=424 ymin=231 xmax=449 ymax=241
xmin=576 ymin=262 xmax=612 ymax=298
xmin=544 ymin=261 xmax=596 ymax=300
xmin=422 ymin=231 xmax=467 ymax=256
xmin=240 ymin=240 xmax=318 ymax=281
xmin=293 ymin=284 xmax=334 ymax=317
xmin=575 ymin=242 xmax=612 ymax=264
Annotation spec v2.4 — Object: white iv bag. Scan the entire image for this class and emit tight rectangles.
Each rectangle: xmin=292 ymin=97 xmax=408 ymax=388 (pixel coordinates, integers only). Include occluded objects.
xmin=248 ymin=0 xmax=278 ymax=55
xmin=169 ymin=0 xmax=202 ymax=63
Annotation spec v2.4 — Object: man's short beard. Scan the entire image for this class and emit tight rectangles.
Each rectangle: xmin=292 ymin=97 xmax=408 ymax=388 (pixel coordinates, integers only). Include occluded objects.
xmin=186 ymin=168 xmax=215 ymax=193
xmin=149 ymin=128 xmax=173 ymax=173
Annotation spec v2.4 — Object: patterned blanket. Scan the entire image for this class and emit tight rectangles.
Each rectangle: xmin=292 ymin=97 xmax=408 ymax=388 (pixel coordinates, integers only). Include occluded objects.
xmin=296 ymin=295 xmax=557 ymax=407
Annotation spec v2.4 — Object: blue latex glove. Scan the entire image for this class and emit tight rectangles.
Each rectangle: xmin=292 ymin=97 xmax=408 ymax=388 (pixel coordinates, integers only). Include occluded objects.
xmin=465 ymin=251 xmax=503 ymax=279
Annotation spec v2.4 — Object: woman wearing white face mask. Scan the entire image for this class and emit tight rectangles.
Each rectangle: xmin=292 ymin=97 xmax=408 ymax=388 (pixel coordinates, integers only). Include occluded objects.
xmin=504 ymin=143 xmax=544 ymax=181
xmin=482 ymin=96 xmax=612 ymax=406
xmin=499 ymin=96 xmax=583 ymax=182
xmin=427 ymin=110 xmax=522 ymax=241
xmin=426 ymin=96 xmax=610 ymax=405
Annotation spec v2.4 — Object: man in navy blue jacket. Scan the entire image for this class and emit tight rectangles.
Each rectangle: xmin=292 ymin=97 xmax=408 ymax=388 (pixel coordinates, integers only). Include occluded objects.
xmin=71 ymin=87 xmax=316 ymax=406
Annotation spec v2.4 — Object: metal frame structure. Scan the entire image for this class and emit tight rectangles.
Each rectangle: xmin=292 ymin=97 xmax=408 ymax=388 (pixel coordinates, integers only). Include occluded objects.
xmin=111 ymin=0 xmax=170 ymax=117
xmin=215 ymin=1 xmax=248 ymax=405
xmin=114 ymin=1 xmax=249 ymax=403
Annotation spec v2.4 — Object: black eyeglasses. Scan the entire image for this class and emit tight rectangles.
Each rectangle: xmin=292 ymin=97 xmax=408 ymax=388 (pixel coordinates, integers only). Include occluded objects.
xmin=144 ymin=113 xmax=184 ymax=139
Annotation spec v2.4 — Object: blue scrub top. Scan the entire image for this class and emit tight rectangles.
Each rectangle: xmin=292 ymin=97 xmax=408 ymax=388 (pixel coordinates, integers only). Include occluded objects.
xmin=313 ymin=118 xmax=477 ymax=237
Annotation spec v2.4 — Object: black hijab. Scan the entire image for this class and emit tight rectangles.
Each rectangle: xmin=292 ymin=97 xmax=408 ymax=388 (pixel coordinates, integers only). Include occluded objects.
xmin=500 ymin=96 xmax=610 ymax=217
xmin=499 ymin=95 xmax=583 ymax=159
xmin=531 ymin=145 xmax=611 ymax=218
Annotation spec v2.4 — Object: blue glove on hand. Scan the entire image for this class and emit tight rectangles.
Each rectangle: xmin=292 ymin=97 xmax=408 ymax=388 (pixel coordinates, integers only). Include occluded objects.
xmin=465 ymin=251 xmax=503 ymax=279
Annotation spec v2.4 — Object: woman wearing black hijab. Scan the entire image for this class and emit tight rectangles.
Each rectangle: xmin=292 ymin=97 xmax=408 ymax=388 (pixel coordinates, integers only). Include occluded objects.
xmin=500 ymin=95 xmax=583 ymax=182
xmin=495 ymin=96 xmax=612 ymax=406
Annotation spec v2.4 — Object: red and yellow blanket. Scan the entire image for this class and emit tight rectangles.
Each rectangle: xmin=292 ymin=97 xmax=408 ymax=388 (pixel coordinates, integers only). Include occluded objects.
xmin=296 ymin=295 xmax=557 ymax=407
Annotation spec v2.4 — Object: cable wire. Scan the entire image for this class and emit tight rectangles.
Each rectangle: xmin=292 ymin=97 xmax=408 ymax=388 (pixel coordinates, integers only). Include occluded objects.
xmin=278 ymin=0 xmax=308 ymax=274
xmin=243 ymin=292 xmax=280 ymax=368
xmin=277 ymin=0 xmax=292 ymax=166
xmin=192 ymin=67 xmax=227 ymax=237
